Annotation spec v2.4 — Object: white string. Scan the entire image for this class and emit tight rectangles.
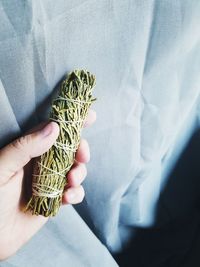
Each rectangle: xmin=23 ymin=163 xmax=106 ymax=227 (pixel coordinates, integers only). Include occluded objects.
xmin=32 ymin=183 xmax=63 ymax=198
xmin=50 ymin=117 xmax=84 ymax=125
xmin=32 ymin=164 xmax=72 ymax=178
xmin=33 ymin=161 xmax=72 ymax=178
xmin=54 ymin=96 xmax=91 ymax=105
xmin=54 ymin=141 xmax=78 ymax=153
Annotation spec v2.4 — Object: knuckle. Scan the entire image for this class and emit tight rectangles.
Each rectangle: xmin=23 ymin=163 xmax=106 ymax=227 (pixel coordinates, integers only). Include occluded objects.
xmin=12 ymin=135 xmax=28 ymax=151
xmin=11 ymin=134 xmax=33 ymax=163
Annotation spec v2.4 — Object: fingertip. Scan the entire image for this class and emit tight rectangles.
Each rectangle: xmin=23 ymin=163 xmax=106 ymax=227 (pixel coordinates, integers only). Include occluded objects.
xmin=31 ymin=122 xmax=60 ymax=158
xmin=62 ymin=186 xmax=85 ymax=205
xmin=39 ymin=121 xmax=59 ymax=139
xmin=67 ymin=163 xmax=87 ymax=187
xmin=84 ymin=109 xmax=97 ymax=127
xmin=49 ymin=121 xmax=60 ymax=139
xmin=76 ymin=139 xmax=90 ymax=163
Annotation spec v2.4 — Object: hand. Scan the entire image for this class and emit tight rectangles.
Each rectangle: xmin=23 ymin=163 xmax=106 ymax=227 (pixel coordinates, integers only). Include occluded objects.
xmin=0 ymin=110 xmax=96 ymax=260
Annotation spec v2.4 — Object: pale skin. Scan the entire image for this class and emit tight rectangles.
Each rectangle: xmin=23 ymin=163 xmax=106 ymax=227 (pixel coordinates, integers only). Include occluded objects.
xmin=0 ymin=109 xmax=96 ymax=260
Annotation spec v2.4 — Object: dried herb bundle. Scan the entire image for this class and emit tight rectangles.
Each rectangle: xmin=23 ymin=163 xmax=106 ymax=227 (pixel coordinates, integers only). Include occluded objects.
xmin=25 ymin=69 xmax=96 ymax=217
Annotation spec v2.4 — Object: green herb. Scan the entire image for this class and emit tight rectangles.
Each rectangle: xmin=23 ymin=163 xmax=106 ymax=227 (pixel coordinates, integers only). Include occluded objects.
xmin=25 ymin=69 xmax=96 ymax=217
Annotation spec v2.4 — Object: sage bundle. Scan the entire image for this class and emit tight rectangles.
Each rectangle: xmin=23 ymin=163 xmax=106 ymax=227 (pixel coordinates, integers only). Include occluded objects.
xmin=25 ymin=69 xmax=96 ymax=217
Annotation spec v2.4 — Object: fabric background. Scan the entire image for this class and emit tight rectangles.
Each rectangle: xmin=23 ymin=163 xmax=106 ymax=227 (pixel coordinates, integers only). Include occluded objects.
xmin=0 ymin=1 xmax=200 ymax=266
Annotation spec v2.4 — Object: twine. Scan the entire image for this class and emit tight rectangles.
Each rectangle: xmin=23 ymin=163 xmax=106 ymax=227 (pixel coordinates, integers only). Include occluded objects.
xmin=25 ymin=69 xmax=96 ymax=217
xmin=32 ymin=183 xmax=63 ymax=198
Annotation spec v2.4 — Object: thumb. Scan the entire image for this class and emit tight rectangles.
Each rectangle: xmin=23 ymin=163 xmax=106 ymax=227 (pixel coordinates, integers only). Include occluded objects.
xmin=0 ymin=122 xmax=59 ymax=182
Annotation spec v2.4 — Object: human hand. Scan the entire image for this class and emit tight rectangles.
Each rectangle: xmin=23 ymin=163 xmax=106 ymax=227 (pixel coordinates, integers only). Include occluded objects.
xmin=0 ymin=110 xmax=96 ymax=260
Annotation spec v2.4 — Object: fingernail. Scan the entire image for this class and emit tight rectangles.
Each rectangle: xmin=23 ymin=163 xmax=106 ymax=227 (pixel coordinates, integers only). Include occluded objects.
xmin=40 ymin=122 xmax=53 ymax=137
xmin=67 ymin=191 xmax=76 ymax=202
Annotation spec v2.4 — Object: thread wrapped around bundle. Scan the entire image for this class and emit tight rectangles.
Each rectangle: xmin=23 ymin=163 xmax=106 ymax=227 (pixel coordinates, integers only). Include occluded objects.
xmin=25 ymin=69 xmax=96 ymax=217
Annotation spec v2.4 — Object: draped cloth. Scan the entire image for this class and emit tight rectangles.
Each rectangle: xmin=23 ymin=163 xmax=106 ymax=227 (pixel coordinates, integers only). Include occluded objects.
xmin=0 ymin=1 xmax=200 ymax=266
